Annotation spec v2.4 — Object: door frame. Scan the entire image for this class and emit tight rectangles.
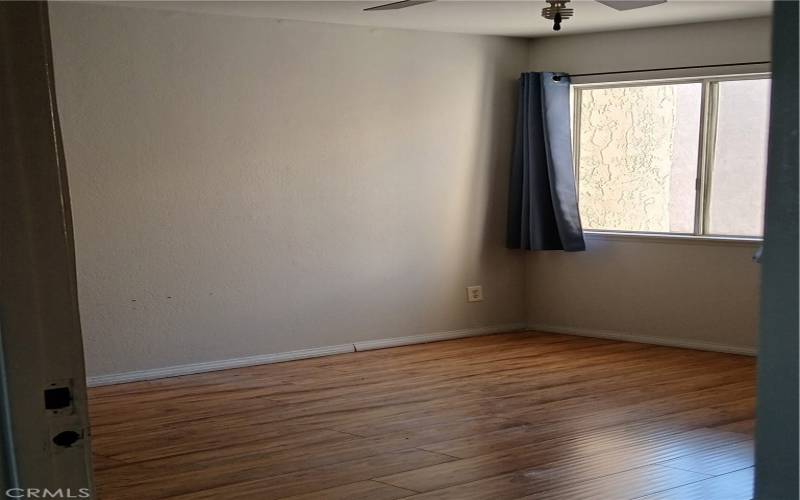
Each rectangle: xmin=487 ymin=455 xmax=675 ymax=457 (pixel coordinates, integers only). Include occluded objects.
xmin=0 ymin=2 xmax=94 ymax=497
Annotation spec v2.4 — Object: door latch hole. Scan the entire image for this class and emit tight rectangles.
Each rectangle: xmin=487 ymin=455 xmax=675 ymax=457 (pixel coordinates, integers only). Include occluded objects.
xmin=44 ymin=386 xmax=72 ymax=410
xmin=52 ymin=430 xmax=81 ymax=448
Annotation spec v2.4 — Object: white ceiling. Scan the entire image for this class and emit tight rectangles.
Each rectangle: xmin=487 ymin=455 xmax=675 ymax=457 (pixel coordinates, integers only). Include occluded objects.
xmin=123 ymin=0 xmax=772 ymax=37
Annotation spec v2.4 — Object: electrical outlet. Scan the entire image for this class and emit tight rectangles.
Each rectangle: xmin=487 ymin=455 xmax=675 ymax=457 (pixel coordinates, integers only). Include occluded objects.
xmin=466 ymin=285 xmax=483 ymax=302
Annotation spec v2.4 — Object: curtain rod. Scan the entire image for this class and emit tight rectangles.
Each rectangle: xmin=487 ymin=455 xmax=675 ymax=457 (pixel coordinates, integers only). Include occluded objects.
xmin=553 ymin=60 xmax=772 ymax=81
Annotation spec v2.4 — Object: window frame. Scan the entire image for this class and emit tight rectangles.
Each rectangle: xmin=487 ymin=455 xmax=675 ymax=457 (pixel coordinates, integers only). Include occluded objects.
xmin=571 ymin=73 xmax=770 ymax=244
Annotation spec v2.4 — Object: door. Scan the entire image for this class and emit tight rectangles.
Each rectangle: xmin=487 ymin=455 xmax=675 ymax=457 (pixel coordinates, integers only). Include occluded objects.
xmin=0 ymin=2 xmax=94 ymax=497
xmin=753 ymin=1 xmax=800 ymax=498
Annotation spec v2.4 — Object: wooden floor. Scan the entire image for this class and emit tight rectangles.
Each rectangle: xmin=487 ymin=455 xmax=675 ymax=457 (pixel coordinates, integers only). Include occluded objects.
xmin=89 ymin=331 xmax=756 ymax=499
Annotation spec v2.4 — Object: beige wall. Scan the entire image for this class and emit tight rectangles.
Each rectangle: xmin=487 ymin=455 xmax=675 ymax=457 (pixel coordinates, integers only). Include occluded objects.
xmin=526 ymin=18 xmax=771 ymax=351
xmin=50 ymin=7 xmax=770 ymax=379
xmin=528 ymin=236 xmax=761 ymax=350
xmin=49 ymin=3 xmax=529 ymax=378
xmin=529 ymin=17 xmax=772 ymax=80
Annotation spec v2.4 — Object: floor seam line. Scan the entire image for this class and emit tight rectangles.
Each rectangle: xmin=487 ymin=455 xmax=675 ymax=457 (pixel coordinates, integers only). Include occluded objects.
xmin=370 ymin=478 xmax=420 ymax=494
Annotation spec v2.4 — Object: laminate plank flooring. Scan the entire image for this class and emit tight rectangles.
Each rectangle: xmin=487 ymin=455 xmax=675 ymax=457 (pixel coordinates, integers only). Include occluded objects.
xmin=89 ymin=331 xmax=756 ymax=499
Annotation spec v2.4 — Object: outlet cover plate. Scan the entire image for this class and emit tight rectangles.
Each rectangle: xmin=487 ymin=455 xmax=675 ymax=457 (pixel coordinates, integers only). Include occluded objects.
xmin=467 ymin=285 xmax=483 ymax=302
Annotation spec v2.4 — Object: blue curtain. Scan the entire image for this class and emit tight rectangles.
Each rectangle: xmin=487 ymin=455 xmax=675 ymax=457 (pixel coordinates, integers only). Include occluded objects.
xmin=506 ymin=72 xmax=585 ymax=251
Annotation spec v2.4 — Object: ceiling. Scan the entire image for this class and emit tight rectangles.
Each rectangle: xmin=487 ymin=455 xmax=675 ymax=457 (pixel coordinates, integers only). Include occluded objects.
xmin=124 ymin=1 xmax=772 ymax=37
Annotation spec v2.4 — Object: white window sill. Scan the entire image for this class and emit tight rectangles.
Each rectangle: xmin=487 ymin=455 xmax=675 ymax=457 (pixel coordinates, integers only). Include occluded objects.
xmin=584 ymin=230 xmax=763 ymax=247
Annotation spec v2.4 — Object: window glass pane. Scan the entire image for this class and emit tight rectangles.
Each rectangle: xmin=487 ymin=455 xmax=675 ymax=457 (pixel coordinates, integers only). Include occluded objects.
xmin=577 ymin=83 xmax=701 ymax=233
xmin=706 ymin=79 xmax=770 ymax=237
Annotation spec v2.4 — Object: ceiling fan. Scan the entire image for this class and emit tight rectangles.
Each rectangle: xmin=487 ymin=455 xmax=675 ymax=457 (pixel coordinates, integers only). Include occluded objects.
xmin=363 ymin=0 xmax=668 ymax=32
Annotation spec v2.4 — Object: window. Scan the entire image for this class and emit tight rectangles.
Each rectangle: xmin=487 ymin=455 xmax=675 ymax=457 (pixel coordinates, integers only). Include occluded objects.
xmin=574 ymin=76 xmax=770 ymax=239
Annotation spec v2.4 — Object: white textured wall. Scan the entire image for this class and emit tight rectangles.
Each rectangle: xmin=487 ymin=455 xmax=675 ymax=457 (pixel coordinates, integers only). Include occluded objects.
xmin=527 ymin=18 xmax=771 ymax=350
xmin=49 ymin=3 xmax=529 ymax=377
xmin=577 ymin=85 xmax=699 ymax=233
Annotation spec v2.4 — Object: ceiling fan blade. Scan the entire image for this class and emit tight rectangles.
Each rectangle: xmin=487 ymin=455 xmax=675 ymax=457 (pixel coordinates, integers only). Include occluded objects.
xmin=596 ymin=0 xmax=666 ymax=11
xmin=364 ymin=0 xmax=435 ymax=11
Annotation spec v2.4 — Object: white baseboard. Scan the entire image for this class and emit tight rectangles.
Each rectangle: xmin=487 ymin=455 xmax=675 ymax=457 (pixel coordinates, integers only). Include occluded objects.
xmin=87 ymin=323 xmax=528 ymax=387
xmin=528 ymin=324 xmax=757 ymax=356
xmin=353 ymin=323 xmax=528 ymax=351
xmin=86 ymin=343 xmax=356 ymax=387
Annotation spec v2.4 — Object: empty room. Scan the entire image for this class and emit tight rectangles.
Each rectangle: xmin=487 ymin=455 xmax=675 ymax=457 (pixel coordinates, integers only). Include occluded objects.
xmin=2 ymin=1 xmax=798 ymax=499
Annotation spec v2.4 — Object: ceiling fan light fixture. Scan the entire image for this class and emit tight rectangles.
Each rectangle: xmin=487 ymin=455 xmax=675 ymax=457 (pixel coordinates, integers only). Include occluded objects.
xmin=542 ymin=0 xmax=574 ymax=32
